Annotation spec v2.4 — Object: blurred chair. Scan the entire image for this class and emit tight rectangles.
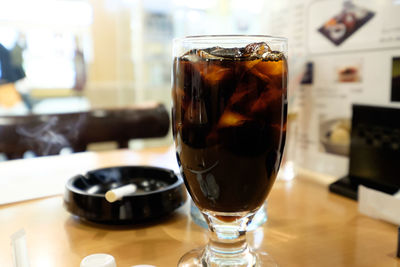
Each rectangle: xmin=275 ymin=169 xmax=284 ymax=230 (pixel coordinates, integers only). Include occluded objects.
xmin=0 ymin=103 xmax=170 ymax=160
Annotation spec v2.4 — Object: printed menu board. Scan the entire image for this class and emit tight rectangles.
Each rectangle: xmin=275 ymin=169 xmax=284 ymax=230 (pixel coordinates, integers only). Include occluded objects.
xmin=266 ymin=0 xmax=400 ymax=177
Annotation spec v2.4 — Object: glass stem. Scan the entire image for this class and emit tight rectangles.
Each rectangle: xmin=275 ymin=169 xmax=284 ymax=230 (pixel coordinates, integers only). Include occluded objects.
xmin=202 ymin=212 xmax=256 ymax=266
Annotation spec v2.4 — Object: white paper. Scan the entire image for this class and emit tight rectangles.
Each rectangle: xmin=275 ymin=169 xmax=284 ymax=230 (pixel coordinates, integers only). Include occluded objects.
xmin=358 ymin=185 xmax=400 ymax=225
xmin=0 ymin=152 xmax=98 ymax=205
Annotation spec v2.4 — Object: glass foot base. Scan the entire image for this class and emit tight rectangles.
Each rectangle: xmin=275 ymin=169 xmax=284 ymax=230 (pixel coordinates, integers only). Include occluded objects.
xmin=178 ymin=247 xmax=278 ymax=267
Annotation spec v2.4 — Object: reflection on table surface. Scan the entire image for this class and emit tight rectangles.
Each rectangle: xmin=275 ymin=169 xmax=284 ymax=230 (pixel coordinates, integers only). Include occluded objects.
xmin=0 ymin=147 xmax=399 ymax=267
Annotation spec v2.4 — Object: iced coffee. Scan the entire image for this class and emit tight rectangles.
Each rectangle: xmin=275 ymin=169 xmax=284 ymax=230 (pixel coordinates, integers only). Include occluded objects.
xmin=172 ymin=42 xmax=288 ymax=217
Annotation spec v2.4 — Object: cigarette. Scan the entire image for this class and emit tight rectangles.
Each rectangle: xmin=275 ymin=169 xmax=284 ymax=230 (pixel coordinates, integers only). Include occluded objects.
xmin=105 ymin=184 xmax=137 ymax=203
xmin=11 ymin=229 xmax=30 ymax=267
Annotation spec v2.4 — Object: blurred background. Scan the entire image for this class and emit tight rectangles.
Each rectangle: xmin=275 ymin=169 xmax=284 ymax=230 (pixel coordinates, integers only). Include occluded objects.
xmin=0 ymin=0 xmax=269 ymax=114
xmin=0 ymin=0 xmax=399 ymax=178
xmin=0 ymin=0 xmax=270 ymax=149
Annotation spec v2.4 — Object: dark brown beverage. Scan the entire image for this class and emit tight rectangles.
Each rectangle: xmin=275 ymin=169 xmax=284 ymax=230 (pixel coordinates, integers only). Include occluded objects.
xmin=172 ymin=42 xmax=287 ymax=215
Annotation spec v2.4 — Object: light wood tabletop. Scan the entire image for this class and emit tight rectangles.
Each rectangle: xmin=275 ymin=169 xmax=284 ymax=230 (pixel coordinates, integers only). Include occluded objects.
xmin=0 ymin=147 xmax=399 ymax=267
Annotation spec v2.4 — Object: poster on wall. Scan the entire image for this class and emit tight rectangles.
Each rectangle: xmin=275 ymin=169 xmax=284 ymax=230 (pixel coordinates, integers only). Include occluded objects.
xmin=266 ymin=0 xmax=400 ymax=177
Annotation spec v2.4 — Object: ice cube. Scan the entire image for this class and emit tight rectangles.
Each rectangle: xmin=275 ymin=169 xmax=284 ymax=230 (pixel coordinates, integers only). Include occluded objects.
xmin=217 ymin=110 xmax=250 ymax=128
xmin=197 ymin=49 xmax=225 ymax=60
xmin=243 ymin=59 xmax=262 ymax=70
xmin=243 ymin=58 xmax=287 ymax=84
xmin=223 ymin=77 xmax=260 ymax=115
xmin=229 ymin=85 xmax=256 ymax=106
xmin=181 ymin=49 xmax=233 ymax=85
xmin=206 ymin=46 xmax=243 ymax=59
xmin=250 ymin=88 xmax=282 ymax=114
xmin=263 ymin=51 xmax=285 ymax=62
xmin=243 ymin=42 xmax=271 ymax=59
xmin=181 ymin=50 xmax=201 ymax=62
xmin=247 ymin=63 xmax=272 ymax=83
xmin=257 ymin=60 xmax=286 ymax=79
xmin=182 ymin=49 xmax=226 ymax=61
xmin=243 ymin=42 xmax=285 ymax=62
xmin=202 ymin=64 xmax=232 ymax=85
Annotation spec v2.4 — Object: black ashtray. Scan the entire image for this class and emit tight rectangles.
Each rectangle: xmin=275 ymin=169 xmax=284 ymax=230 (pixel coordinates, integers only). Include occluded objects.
xmin=64 ymin=166 xmax=187 ymax=224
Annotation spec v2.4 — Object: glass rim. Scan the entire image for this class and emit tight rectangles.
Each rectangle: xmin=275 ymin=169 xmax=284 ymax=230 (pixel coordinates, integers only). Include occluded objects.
xmin=173 ymin=34 xmax=287 ymax=43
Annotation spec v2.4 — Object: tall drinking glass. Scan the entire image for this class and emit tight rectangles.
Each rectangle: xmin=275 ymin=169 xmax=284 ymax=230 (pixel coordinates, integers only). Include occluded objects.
xmin=172 ymin=35 xmax=287 ymax=266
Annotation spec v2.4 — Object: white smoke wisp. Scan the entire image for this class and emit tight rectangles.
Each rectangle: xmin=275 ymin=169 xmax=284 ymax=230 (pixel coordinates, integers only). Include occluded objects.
xmin=16 ymin=114 xmax=87 ymax=156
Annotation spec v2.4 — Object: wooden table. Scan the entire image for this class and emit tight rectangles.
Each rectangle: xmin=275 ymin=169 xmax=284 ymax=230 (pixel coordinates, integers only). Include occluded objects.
xmin=0 ymin=147 xmax=399 ymax=267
